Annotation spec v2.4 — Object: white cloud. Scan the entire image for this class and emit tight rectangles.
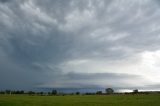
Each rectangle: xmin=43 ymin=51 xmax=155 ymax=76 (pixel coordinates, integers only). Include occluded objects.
xmin=138 ymin=50 xmax=160 ymax=83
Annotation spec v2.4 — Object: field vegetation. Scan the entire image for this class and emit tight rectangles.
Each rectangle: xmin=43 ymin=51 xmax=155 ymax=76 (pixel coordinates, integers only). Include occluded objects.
xmin=0 ymin=94 xmax=160 ymax=106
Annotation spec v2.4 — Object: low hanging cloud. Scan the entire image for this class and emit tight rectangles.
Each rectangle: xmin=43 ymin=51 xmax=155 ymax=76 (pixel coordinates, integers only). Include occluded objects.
xmin=0 ymin=0 xmax=160 ymax=90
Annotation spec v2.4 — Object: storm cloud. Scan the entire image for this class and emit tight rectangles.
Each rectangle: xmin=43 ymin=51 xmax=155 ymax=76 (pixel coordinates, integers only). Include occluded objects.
xmin=0 ymin=0 xmax=160 ymax=90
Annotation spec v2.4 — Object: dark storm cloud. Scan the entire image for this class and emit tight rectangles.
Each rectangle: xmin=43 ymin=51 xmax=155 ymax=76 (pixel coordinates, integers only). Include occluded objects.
xmin=0 ymin=0 xmax=11 ymax=3
xmin=0 ymin=0 xmax=160 ymax=90
xmin=0 ymin=0 xmax=72 ymax=89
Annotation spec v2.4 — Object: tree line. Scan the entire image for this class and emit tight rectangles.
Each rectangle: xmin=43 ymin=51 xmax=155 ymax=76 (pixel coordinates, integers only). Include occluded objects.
xmin=0 ymin=88 xmax=159 ymax=95
xmin=0 ymin=88 xmax=113 ymax=95
xmin=0 ymin=89 xmax=56 ymax=95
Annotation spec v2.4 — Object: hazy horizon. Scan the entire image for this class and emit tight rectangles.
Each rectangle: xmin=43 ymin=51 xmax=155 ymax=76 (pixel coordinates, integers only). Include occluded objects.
xmin=0 ymin=0 xmax=160 ymax=91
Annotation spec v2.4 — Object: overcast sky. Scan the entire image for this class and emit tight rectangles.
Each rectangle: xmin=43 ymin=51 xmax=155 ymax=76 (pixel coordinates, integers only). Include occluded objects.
xmin=1 ymin=0 xmax=160 ymax=91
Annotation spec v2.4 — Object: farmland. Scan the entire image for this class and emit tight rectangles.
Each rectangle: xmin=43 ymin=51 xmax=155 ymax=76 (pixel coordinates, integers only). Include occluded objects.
xmin=0 ymin=94 xmax=160 ymax=106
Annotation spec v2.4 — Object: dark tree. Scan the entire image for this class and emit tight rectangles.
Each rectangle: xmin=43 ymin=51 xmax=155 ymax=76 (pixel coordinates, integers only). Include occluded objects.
xmin=76 ymin=92 xmax=80 ymax=95
xmin=48 ymin=92 xmax=51 ymax=95
xmin=0 ymin=91 xmax=5 ymax=94
xmin=20 ymin=90 xmax=24 ymax=94
xmin=133 ymin=89 xmax=138 ymax=94
xmin=105 ymin=88 xmax=114 ymax=94
xmin=40 ymin=92 xmax=43 ymax=95
xmin=52 ymin=90 xmax=57 ymax=95
xmin=28 ymin=91 xmax=35 ymax=95
xmin=96 ymin=91 xmax=102 ymax=95
xmin=5 ymin=90 xmax=11 ymax=94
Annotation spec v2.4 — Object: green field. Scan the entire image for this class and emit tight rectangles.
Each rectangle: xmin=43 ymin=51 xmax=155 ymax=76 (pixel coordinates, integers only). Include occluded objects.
xmin=0 ymin=94 xmax=160 ymax=106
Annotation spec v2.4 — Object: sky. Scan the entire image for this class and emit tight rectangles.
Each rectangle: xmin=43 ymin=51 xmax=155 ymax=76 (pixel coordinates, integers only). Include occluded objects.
xmin=0 ymin=0 xmax=160 ymax=91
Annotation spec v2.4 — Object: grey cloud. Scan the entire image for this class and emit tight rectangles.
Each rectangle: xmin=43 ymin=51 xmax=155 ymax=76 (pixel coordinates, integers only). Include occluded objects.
xmin=0 ymin=0 xmax=11 ymax=3
xmin=35 ymin=72 xmax=143 ymax=88
xmin=145 ymin=84 xmax=160 ymax=90
xmin=0 ymin=0 xmax=160 ymax=90
xmin=66 ymin=72 xmax=141 ymax=80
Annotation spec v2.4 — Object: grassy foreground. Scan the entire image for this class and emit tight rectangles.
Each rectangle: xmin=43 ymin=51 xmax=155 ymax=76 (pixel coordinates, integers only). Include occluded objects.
xmin=0 ymin=94 xmax=160 ymax=106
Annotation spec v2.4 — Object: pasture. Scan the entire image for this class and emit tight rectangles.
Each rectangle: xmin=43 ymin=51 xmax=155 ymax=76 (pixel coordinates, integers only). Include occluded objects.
xmin=0 ymin=94 xmax=160 ymax=106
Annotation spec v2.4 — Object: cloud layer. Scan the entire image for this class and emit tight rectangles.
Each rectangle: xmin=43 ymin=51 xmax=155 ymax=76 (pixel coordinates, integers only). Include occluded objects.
xmin=1 ymin=0 xmax=160 ymax=90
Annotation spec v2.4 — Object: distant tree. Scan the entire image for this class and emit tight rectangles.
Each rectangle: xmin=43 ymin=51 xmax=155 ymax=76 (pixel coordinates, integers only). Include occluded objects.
xmin=96 ymin=91 xmax=102 ymax=95
xmin=133 ymin=89 xmax=138 ymax=94
xmin=15 ymin=90 xmax=21 ymax=94
xmin=48 ymin=92 xmax=51 ymax=95
xmin=10 ymin=90 xmax=15 ymax=94
xmin=52 ymin=90 xmax=57 ymax=95
xmin=0 ymin=91 xmax=5 ymax=94
xmin=76 ymin=92 xmax=80 ymax=95
xmin=85 ymin=92 xmax=95 ymax=95
xmin=105 ymin=88 xmax=114 ymax=94
xmin=28 ymin=91 xmax=35 ymax=95
xmin=40 ymin=92 xmax=43 ymax=95
xmin=20 ymin=90 xmax=24 ymax=94
xmin=5 ymin=90 xmax=11 ymax=94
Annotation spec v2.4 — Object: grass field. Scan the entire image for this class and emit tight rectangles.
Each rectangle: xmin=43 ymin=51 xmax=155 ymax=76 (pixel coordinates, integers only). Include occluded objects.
xmin=0 ymin=94 xmax=160 ymax=106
